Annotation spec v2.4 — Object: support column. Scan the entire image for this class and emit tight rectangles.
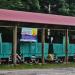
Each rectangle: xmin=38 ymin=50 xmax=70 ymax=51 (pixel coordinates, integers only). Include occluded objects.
xmin=48 ymin=29 xmax=51 ymax=54
xmin=13 ymin=25 xmax=17 ymax=65
xmin=65 ymin=29 xmax=68 ymax=64
xmin=42 ymin=28 xmax=45 ymax=64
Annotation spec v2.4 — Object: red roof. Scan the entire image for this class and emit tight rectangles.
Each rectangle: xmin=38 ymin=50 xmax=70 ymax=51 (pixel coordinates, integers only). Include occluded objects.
xmin=0 ymin=9 xmax=75 ymax=26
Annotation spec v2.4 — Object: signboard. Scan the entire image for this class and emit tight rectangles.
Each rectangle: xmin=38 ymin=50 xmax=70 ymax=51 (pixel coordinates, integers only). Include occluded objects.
xmin=20 ymin=27 xmax=37 ymax=42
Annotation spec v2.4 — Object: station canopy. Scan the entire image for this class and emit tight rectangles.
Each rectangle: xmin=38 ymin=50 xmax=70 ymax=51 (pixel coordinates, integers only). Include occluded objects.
xmin=0 ymin=9 xmax=75 ymax=26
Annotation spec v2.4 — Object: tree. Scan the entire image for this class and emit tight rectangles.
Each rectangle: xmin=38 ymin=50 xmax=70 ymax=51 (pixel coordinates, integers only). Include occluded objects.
xmin=69 ymin=3 xmax=75 ymax=16
xmin=0 ymin=0 xmax=23 ymax=10
xmin=0 ymin=0 xmax=75 ymax=16
xmin=0 ymin=0 xmax=40 ymax=12
xmin=67 ymin=0 xmax=75 ymax=16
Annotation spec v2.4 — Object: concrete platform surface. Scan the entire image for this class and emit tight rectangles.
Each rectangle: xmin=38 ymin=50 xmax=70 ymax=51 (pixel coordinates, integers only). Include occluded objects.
xmin=0 ymin=68 xmax=75 ymax=75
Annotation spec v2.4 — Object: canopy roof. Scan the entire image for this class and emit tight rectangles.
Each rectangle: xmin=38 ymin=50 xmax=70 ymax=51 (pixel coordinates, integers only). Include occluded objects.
xmin=0 ymin=9 xmax=75 ymax=26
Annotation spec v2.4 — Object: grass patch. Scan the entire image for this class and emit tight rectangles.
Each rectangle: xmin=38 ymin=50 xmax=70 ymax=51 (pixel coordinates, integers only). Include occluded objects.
xmin=0 ymin=63 xmax=75 ymax=70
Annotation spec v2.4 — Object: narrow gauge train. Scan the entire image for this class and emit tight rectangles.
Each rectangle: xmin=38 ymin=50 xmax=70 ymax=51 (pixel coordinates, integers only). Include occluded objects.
xmin=0 ymin=28 xmax=75 ymax=63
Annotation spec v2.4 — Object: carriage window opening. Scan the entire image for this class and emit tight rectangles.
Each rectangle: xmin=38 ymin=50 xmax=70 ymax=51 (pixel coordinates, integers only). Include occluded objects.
xmin=69 ymin=35 xmax=75 ymax=44
xmin=52 ymin=31 xmax=63 ymax=44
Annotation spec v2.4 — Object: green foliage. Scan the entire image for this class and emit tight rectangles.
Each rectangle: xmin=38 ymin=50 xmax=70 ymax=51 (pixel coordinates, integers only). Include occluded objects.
xmin=29 ymin=0 xmax=40 ymax=11
xmin=69 ymin=3 xmax=75 ymax=16
xmin=58 ymin=3 xmax=69 ymax=15
xmin=1 ymin=63 xmax=75 ymax=69
xmin=0 ymin=0 xmax=75 ymax=16
xmin=0 ymin=0 xmax=40 ymax=11
xmin=0 ymin=0 xmax=23 ymax=10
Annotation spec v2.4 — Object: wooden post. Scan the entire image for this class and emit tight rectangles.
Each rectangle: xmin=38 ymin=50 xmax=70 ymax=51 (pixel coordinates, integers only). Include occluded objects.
xmin=42 ymin=28 xmax=45 ymax=64
xmin=13 ymin=25 xmax=17 ymax=65
xmin=65 ymin=29 xmax=68 ymax=64
xmin=48 ymin=29 xmax=51 ymax=54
